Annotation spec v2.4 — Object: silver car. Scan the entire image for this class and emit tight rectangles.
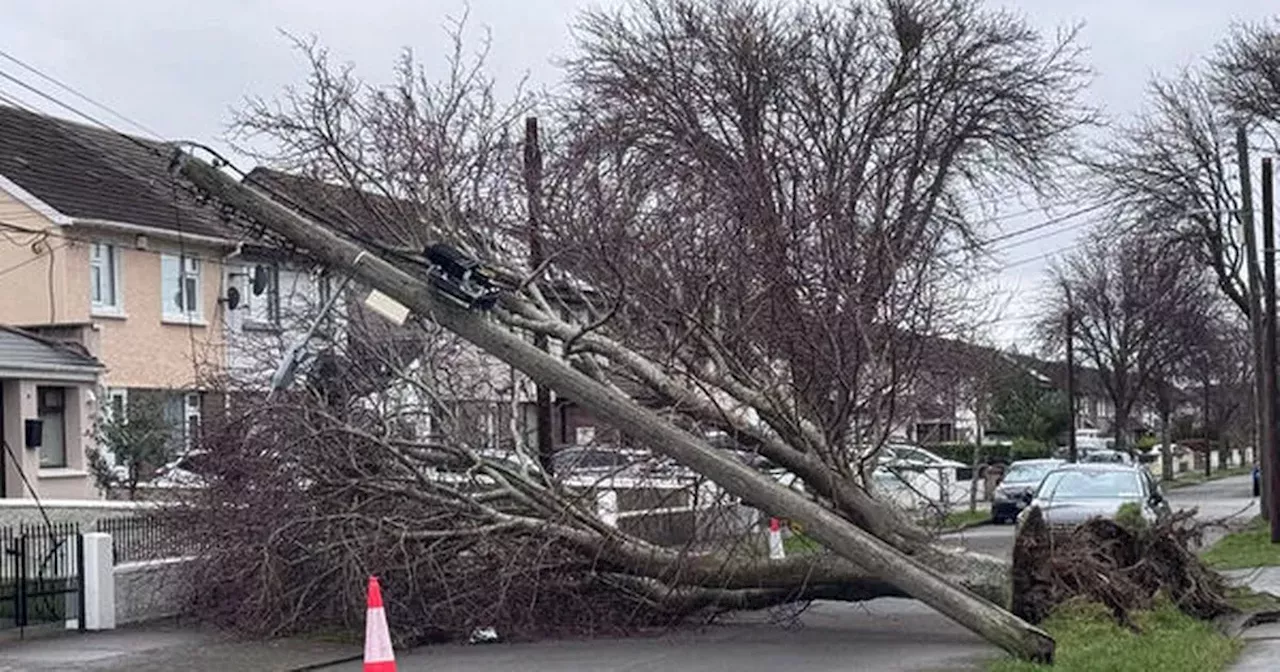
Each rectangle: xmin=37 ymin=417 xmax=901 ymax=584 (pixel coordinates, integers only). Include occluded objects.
xmin=1016 ymin=463 xmax=1171 ymax=529
xmin=991 ymin=458 xmax=1064 ymax=524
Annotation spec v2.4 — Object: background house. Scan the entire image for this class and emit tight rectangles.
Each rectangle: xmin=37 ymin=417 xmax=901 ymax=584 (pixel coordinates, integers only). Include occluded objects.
xmin=0 ymin=104 xmax=288 ymax=479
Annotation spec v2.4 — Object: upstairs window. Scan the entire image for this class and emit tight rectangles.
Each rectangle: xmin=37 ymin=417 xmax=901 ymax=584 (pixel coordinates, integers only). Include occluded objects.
xmin=161 ymin=254 xmax=201 ymax=320
xmin=242 ymin=264 xmax=280 ymax=328
xmin=90 ymin=243 xmax=120 ymax=311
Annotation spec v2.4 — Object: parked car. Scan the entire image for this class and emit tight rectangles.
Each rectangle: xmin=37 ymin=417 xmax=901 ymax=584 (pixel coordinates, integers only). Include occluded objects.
xmin=1016 ymin=463 xmax=1171 ymax=529
xmin=551 ymin=446 xmax=689 ymax=481
xmin=990 ymin=458 xmax=1064 ymax=524
xmin=878 ymin=444 xmax=967 ymax=470
xmin=149 ymin=449 xmax=216 ymax=488
xmin=1079 ymin=449 xmax=1134 ymax=465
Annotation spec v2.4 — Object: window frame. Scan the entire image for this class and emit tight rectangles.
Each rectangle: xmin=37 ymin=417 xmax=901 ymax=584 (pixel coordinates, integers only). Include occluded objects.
xmin=184 ymin=392 xmax=201 ymax=450
xmin=241 ymin=263 xmax=281 ymax=330
xmin=162 ymin=254 xmax=203 ymax=321
xmin=89 ymin=242 xmax=122 ymax=313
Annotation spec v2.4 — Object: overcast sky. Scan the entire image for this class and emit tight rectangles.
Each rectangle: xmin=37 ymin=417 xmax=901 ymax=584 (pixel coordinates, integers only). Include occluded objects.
xmin=1 ymin=0 xmax=1275 ymax=350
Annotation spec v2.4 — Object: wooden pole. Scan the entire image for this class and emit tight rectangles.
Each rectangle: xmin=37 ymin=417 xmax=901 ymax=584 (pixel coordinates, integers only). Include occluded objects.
xmin=1065 ymin=290 xmax=1078 ymax=463
xmin=1238 ymin=128 xmax=1270 ymax=521
xmin=523 ymin=117 xmax=556 ymax=475
xmin=174 ymin=150 xmax=1055 ymax=662
xmin=1262 ymin=156 xmax=1280 ymax=540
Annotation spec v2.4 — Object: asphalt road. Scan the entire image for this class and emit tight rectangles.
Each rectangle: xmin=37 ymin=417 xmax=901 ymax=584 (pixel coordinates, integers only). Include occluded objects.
xmin=942 ymin=472 xmax=1258 ymax=559
xmin=328 ymin=599 xmax=995 ymax=672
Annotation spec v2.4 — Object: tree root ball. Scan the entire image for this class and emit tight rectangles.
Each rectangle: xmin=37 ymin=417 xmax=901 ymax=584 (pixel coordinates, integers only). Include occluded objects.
xmin=1010 ymin=507 xmax=1232 ymax=628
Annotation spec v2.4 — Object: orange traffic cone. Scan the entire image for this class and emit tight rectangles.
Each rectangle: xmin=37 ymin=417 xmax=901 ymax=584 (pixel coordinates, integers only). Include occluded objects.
xmin=364 ymin=576 xmax=397 ymax=672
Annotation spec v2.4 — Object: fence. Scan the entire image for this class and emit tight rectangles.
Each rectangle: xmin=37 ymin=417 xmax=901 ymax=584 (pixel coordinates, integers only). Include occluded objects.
xmin=1 ymin=521 xmax=84 ymax=634
xmin=95 ymin=516 xmax=191 ymax=565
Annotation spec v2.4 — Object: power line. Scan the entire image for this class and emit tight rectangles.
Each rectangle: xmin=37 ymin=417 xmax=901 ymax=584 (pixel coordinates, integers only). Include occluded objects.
xmin=990 ymin=216 xmax=1092 ymax=254
xmin=982 ymin=198 xmax=1120 ymax=248
xmin=0 ymin=238 xmax=68 ymax=279
xmin=0 ymin=49 xmax=162 ymax=139
xmin=999 ymin=249 xmax=1063 ymax=271
xmin=0 ymin=67 xmax=133 ymax=144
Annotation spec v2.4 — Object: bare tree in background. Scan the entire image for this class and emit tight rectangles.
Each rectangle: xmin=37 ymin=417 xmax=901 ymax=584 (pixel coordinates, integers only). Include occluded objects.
xmin=1039 ymin=234 xmax=1220 ymax=454
xmin=192 ymin=0 xmax=1092 ymax=656
xmin=1093 ymin=19 xmax=1280 ymax=320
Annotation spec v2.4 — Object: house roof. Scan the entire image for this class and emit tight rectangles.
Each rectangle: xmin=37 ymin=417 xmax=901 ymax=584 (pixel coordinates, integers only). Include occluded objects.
xmin=0 ymin=325 xmax=103 ymax=382
xmin=0 ymin=104 xmax=235 ymax=240
xmin=245 ymin=167 xmax=421 ymax=246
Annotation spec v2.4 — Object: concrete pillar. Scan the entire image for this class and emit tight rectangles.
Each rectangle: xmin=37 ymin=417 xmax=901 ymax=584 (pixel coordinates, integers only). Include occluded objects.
xmin=82 ymin=532 xmax=115 ymax=630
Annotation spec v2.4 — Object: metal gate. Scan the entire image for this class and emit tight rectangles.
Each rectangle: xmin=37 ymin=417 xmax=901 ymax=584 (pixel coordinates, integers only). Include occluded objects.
xmin=1 ymin=522 xmax=85 ymax=636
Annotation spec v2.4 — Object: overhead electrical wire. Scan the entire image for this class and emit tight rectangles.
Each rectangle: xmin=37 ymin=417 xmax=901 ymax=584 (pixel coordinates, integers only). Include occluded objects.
xmin=0 ymin=47 xmax=163 ymax=139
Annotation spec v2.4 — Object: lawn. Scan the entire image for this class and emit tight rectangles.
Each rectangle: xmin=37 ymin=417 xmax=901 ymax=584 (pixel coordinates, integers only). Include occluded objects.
xmin=1201 ymin=517 xmax=1280 ymax=570
xmin=1165 ymin=465 xmax=1254 ymax=489
xmin=782 ymin=531 xmax=823 ymax=555
xmin=940 ymin=508 xmax=991 ymax=529
xmin=985 ymin=601 xmax=1241 ymax=672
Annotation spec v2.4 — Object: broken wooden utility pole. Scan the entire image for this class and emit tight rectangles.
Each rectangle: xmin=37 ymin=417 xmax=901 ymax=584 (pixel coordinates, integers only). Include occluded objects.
xmin=174 ymin=150 xmax=1054 ymax=662
xmin=524 ymin=116 xmax=556 ymax=476
xmin=1263 ymin=156 xmax=1280 ymax=541
xmin=1238 ymin=127 xmax=1270 ymax=521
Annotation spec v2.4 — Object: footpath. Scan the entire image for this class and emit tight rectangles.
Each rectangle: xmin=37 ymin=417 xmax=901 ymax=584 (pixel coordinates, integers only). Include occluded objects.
xmin=0 ymin=619 xmax=359 ymax=672
xmin=1223 ymin=566 xmax=1280 ymax=672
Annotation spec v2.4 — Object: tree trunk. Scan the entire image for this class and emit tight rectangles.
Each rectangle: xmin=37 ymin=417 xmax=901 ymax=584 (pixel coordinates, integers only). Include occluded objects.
xmin=969 ymin=422 xmax=984 ymax=513
xmin=1160 ymin=411 xmax=1173 ymax=482
xmin=1113 ymin=407 xmax=1131 ymax=454
xmin=177 ymin=153 xmax=1055 ymax=663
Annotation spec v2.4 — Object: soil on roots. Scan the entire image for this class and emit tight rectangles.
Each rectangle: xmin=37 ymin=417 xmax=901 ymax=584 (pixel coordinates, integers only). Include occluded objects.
xmin=1010 ymin=508 xmax=1232 ymax=629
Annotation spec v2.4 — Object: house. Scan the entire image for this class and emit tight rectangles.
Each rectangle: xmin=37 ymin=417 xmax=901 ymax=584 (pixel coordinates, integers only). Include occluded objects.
xmin=0 ymin=325 xmax=104 ymax=498
xmin=902 ymin=339 xmax=1125 ymax=447
xmin=0 ymin=105 xmax=320 ymax=474
xmin=241 ymin=167 xmax=619 ymax=454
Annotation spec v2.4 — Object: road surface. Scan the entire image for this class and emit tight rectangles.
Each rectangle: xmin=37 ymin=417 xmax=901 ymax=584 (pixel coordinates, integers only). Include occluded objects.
xmin=328 ymin=599 xmax=995 ymax=672
xmin=942 ymin=472 xmax=1258 ymax=559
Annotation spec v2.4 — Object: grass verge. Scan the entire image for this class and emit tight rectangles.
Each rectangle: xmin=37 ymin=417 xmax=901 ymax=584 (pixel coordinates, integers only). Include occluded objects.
xmin=1201 ymin=517 xmax=1280 ymax=570
xmin=939 ymin=509 xmax=991 ymax=529
xmin=1224 ymin=584 xmax=1280 ymax=614
xmin=1165 ymin=465 xmax=1253 ymax=490
xmin=782 ymin=531 xmax=823 ymax=555
xmin=985 ymin=601 xmax=1241 ymax=672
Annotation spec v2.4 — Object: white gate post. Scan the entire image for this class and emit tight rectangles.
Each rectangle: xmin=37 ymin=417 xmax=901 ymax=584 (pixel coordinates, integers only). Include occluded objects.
xmin=596 ymin=489 xmax=619 ymax=528
xmin=82 ymin=532 xmax=116 ymax=630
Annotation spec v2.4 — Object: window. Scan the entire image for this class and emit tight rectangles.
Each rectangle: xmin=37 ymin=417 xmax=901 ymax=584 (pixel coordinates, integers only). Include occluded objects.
xmin=37 ymin=387 xmax=66 ymax=468
xmin=161 ymin=254 xmax=201 ymax=320
xmin=105 ymin=388 xmax=128 ymax=424
xmin=162 ymin=391 xmax=203 ymax=451
xmin=185 ymin=392 xmax=201 ymax=449
xmin=90 ymin=243 xmax=120 ymax=311
xmin=914 ymin=422 xmax=955 ymax=444
xmin=242 ymin=264 xmax=280 ymax=327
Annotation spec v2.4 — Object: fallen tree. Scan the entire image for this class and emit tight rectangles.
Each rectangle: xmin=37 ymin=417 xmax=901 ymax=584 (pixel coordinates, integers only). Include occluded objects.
xmin=178 ymin=149 xmax=1049 ymax=657
xmin=168 ymin=0 xmax=1098 ymax=660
